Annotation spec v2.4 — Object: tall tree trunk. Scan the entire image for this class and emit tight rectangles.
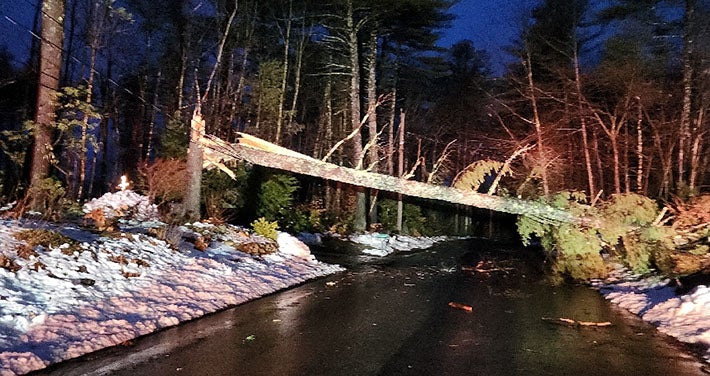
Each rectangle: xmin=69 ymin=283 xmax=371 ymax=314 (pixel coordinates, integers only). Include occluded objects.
xmin=611 ymin=132 xmax=621 ymax=194
xmin=77 ymin=43 xmax=97 ymax=201
xmin=623 ymin=120 xmax=630 ymax=193
xmin=145 ymin=70 xmax=161 ymax=162
xmin=592 ymin=129 xmax=605 ymax=194
xmin=346 ymin=0 xmax=366 ymax=231
xmin=387 ymin=85 xmax=396 ymax=176
xmin=183 ymin=0 xmax=237 ymax=221
xmin=366 ymin=29 xmax=379 ymax=226
xmin=677 ymin=0 xmax=695 ymax=191
xmin=636 ymin=97 xmax=644 ymax=193
xmin=287 ymin=13 xmax=309 ymax=145
xmin=29 ymin=0 xmax=65 ymax=211
xmin=524 ymin=50 xmax=549 ymax=200
xmin=573 ymin=49 xmax=595 ymax=199
xmin=275 ymin=0 xmax=292 ymax=145
xmin=397 ymin=110 xmax=405 ymax=233
xmin=184 ymin=110 xmax=205 ymax=220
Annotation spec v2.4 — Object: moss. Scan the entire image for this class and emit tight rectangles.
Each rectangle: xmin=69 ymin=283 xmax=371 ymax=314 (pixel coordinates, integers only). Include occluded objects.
xmin=13 ymin=229 xmax=81 ymax=255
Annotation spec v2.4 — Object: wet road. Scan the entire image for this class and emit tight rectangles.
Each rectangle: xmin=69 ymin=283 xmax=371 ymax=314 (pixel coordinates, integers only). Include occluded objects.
xmin=36 ymin=239 xmax=708 ymax=376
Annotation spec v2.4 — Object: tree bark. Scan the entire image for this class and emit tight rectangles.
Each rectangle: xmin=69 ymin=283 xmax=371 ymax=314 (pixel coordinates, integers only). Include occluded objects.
xmin=678 ymin=0 xmax=696 ymax=191
xmin=346 ymin=0 xmax=366 ymax=231
xmin=524 ymin=50 xmax=549 ymax=200
xmin=573 ymin=48 xmax=595 ymax=199
xmin=275 ymin=0 xmax=292 ymax=145
xmin=366 ymin=29 xmax=379 ymax=226
xmin=29 ymin=0 xmax=65 ymax=210
xmin=200 ymin=133 xmax=589 ymax=227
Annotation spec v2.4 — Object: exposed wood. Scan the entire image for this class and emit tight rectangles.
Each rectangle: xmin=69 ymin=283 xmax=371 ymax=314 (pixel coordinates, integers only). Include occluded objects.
xmin=200 ymin=133 xmax=596 ymax=227
xmin=542 ymin=317 xmax=612 ymax=327
xmin=448 ymin=302 xmax=473 ymax=312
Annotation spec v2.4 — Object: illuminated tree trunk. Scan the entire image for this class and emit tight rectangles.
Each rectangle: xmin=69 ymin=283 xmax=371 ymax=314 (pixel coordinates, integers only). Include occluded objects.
xmin=524 ymin=50 xmax=549 ymax=200
xmin=275 ymin=0 xmax=292 ymax=145
xmin=573 ymin=48 xmax=595 ymax=199
xmin=366 ymin=29 xmax=379 ymax=225
xmin=200 ymin=133 xmax=587 ymax=226
xmin=678 ymin=0 xmax=695 ymax=190
xmin=346 ymin=0 xmax=366 ymax=231
xmin=29 ymin=0 xmax=65 ymax=210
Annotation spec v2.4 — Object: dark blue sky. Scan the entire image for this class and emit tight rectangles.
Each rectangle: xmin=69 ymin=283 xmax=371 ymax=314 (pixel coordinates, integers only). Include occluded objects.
xmin=439 ymin=0 xmax=541 ymax=74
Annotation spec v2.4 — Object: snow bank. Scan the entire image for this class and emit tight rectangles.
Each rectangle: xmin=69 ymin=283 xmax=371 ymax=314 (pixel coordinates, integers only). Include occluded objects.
xmin=592 ymin=269 xmax=710 ymax=362
xmin=82 ymin=190 xmax=160 ymax=222
xmin=349 ymin=233 xmax=448 ymax=256
xmin=0 ymin=220 xmax=343 ymax=375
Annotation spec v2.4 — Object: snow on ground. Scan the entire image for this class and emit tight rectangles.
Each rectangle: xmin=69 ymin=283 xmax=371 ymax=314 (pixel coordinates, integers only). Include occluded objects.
xmin=0 ymin=194 xmax=343 ymax=376
xmin=592 ymin=268 xmax=710 ymax=362
xmin=348 ymin=232 xmax=449 ymax=256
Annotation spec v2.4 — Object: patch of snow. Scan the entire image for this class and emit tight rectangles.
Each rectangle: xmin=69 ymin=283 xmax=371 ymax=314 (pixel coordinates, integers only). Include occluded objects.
xmin=593 ymin=270 xmax=710 ymax=362
xmin=277 ymin=232 xmax=314 ymax=261
xmin=0 ymin=217 xmax=343 ymax=375
xmin=349 ymin=233 xmax=448 ymax=256
xmin=82 ymin=190 xmax=160 ymax=222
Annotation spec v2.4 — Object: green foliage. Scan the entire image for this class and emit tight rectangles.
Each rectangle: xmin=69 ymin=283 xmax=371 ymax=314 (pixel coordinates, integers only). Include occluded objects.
xmin=377 ymin=199 xmax=430 ymax=236
xmin=280 ymin=204 xmax=324 ymax=233
xmin=256 ymin=60 xmax=284 ymax=127
xmin=0 ymin=122 xmax=30 ymax=196
xmin=0 ymin=122 xmax=31 ymax=169
xmin=27 ymin=177 xmax=75 ymax=220
xmin=597 ymin=193 xmax=659 ymax=244
xmin=516 ymin=215 xmax=551 ymax=246
xmin=257 ymin=173 xmax=299 ymax=225
xmin=159 ymin=111 xmax=188 ymax=158
xmin=55 ymin=85 xmax=101 ymax=154
xmin=516 ymin=192 xmax=670 ymax=280
xmin=201 ymin=167 xmax=247 ymax=222
xmin=452 ymin=159 xmax=510 ymax=192
xmin=251 ymin=217 xmax=279 ymax=241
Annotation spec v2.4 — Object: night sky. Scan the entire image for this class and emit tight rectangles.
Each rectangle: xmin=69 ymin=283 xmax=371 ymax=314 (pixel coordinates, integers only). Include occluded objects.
xmin=439 ymin=0 xmax=541 ymax=74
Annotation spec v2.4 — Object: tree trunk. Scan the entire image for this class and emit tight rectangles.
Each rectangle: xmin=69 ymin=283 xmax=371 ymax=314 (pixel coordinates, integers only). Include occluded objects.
xmin=275 ymin=0 xmax=292 ymax=145
xmin=77 ymin=39 xmax=98 ymax=201
xmin=636 ymin=97 xmax=644 ymax=193
xmin=397 ymin=110 xmax=405 ymax=233
xmin=574 ymin=49 xmax=595 ymax=199
xmin=200 ymin=132 xmax=589 ymax=227
xmin=346 ymin=0 xmax=366 ymax=231
xmin=524 ymin=50 xmax=549 ymax=200
xmin=287 ymin=12 xmax=308 ymax=142
xmin=29 ymin=0 xmax=65 ymax=210
xmin=677 ymin=0 xmax=696 ymax=191
xmin=366 ymin=29 xmax=379 ymax=226
xmin=184 ymin=111 xmax=205 ymax=221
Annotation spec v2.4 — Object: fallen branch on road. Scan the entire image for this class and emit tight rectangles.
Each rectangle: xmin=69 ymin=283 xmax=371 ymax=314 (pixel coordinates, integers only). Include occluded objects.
xmin=542 ymin=317 xmax=612 ymax=327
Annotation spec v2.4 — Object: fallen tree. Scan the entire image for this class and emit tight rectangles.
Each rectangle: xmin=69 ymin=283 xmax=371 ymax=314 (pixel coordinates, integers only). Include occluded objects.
xmin=199 ymin=132 xmax=709 ymax=281
xmin=200 ymin=133 xmax=595 ymax=227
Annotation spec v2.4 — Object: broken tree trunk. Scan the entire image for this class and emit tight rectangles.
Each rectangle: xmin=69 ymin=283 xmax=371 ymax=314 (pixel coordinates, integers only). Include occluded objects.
xmin=201 ymin=133 xmax=597 ymax=227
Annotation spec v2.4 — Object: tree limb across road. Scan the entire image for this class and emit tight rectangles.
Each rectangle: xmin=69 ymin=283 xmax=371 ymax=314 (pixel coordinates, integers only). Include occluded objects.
xmin=200 ymin=133 xmax=599 ymax=227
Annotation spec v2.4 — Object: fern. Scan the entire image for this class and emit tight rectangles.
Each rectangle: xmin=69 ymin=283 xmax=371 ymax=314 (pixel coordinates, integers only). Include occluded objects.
xmin=452 ymin=159 xmax=510 ymax=192
xmin=251 ymin=217 xmax=279 ymax=241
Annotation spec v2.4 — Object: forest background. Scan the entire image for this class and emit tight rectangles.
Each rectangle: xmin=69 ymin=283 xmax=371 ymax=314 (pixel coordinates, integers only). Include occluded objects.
xmin=0 ymin=0 xmax=708 ymax=254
